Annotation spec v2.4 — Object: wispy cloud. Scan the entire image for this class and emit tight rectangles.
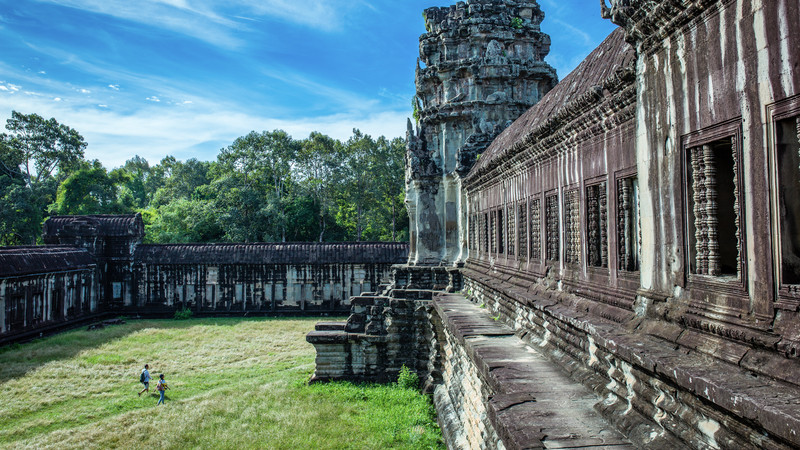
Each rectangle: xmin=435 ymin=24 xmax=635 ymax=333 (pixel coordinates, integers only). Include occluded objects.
xmin=0 ymin=88 xmax=406 ymax=168
xmin=146 ymin=96 xmax=160 ymax=102
xmin=108 ymin=84 xmax=120 ymax=90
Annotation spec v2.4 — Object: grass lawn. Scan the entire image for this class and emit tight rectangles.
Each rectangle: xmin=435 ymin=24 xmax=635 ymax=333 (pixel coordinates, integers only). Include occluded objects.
xmin=0 ymin=317 xmax=444 ymax=449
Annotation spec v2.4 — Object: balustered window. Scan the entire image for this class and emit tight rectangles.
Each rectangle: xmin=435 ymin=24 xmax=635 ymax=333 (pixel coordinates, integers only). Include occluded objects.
xmin=618 ymin=176 xmax=640 ymax=272
xmin=507 ymin=205 xmax=516 ymax=256
xmin=685 ymin=138 xmax=740 ymax=277
xmin=490 ymin=210 xmax=497 ymax=253
xmin=777 ymin=116 xmax=800 ymax=284
xmin=482 ymin=212 xmax=489 ymax=253
xmin=546 ymin=194 xmax=560 ymax=262
xmin=530 ymin=199 xmax=542 ymax=261
xmin=564 ymin=190 xmax=580 ymax=264
xmin=586 ymin=182 xmax=609 ymax=268
xmin=518 ymin=202 xmax=528 ymax=259
xmin=498 ymin=209 xmax=505 ymax=254
xmin=469 ymin=214 xmax=476 ymax=251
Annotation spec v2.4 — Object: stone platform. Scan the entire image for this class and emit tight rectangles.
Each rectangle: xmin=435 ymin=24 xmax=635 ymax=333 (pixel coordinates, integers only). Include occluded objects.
xmin=432 ymin=293 xmax=633 ymax=449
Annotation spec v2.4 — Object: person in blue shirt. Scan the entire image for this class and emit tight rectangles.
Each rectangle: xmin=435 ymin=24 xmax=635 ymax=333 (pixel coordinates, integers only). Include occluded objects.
xmin=138 ymin=364 xmax=151 ymax=397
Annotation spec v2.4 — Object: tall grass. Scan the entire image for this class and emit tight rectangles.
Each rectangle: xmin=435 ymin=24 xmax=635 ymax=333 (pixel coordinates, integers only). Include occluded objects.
xmin=0 ymin=318 xmax=443 ymax=449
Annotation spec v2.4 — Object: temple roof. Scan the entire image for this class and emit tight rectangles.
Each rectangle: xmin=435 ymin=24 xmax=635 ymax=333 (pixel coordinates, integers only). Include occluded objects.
xmin=134 ymin=242 xmax=410 ymax=265
xmin=0 ymin=246 xmax=95 ymax=277
xmin=467 ymin=27 xmax=634 ymax=179
xmin=43 ymin=214 xmax=145 ymax=239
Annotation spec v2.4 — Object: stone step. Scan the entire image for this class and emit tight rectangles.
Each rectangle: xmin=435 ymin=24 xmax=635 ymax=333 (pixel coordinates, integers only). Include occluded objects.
xmin=434 ymin=293 xmax=634 ymax=450
xmin=315 ymin=321 xmax=346 ymax=331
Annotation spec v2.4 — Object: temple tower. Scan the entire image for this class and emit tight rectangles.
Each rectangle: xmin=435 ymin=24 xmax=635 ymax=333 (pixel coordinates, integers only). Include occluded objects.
xmin=406 ymin=0 xmax=557 ymax=266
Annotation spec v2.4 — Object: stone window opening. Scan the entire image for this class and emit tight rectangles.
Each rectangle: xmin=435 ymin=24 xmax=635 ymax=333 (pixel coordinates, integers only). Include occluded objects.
xmin=469 ymin=214 xmax=477 ymax=251
xmin=530 ymin=198 xmax=542 ymax=261
xmin=518 ymin=202 xmax=528 ymax=260
xmin=490 ymin=210 xmax=497 ymax=254
xmin=546 ymin=194 xmax=560 ymax=262
xmin=618 ymin=176 xmax=641 ymax=272
xmin=776 ymin=116 xmax=800 ymax=285
xmin=482 ymin=212 xmax=489 ymax=253
xmin=586 ymin=182 xmax=609 ymax=268
xmin=564 ymin=189 xmax=580 ymax=265
xmin=498 ymin=209 xmax=505 ymax=254
xmin=507 ymin=205 xmax=516 ymax=257
xmin=685 ymin=138 xmax=741 ymax=277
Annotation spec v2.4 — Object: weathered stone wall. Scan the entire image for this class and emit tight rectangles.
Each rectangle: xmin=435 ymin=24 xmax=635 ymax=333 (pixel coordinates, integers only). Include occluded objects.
xmin=130 ymin=243 xmax=407 ymax=315
xmin=1 ymin=216 xmax=409 ymax=343
xmin=0 ymin=246 xmax=99 ymax=344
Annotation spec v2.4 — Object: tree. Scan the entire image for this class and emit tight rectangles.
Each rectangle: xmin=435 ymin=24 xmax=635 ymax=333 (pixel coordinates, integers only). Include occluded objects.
xmin=0 ymin=111 xmax=86 ymax=244
xmin=49 ymin=161 xmax=135 ymax=215
xmin=297 ymin=132 xmax=344 ymax=242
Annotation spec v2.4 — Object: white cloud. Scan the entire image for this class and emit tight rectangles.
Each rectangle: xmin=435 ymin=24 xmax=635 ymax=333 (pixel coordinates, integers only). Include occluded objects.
xmin=0 ymin=86 xmax=7 ymax=92
xmin=79 ymin=88 xmax=91 ymax=94
xmin=38 ymin=71 xmax=46 ymax=75
xmin=0 ymin=90 xmax=407 ymax=168
xmin=146 ymin=96 xmax=160 ymax=102
xmin=108 ymin=84 xmax=120 ymax=90
xmin=53 ymin=97 xmax=62 ymax=101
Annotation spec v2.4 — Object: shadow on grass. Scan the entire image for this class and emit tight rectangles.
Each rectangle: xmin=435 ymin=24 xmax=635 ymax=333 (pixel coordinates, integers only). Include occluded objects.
xmin=0 ymin=316 xmax=327 ymax=384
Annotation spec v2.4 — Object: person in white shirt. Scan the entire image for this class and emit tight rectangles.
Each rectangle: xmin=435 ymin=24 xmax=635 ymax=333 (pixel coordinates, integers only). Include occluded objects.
xmin=138 ymin=364 xmax=151 ymax=397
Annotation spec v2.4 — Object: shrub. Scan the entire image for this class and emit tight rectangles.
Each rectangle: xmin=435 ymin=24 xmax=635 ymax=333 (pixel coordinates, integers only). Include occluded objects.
xmin=397 ymin=365 xmax=419 ymax=390
xmin=511 ymin=17 xmax=523 ymax=29
xmin=174 ymin=307 xmax=193 ymax=320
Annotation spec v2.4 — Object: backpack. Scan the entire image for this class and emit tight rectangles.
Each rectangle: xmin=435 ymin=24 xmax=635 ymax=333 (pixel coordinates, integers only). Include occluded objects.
xmin=140 ymin=371 xmax=146 ymax=384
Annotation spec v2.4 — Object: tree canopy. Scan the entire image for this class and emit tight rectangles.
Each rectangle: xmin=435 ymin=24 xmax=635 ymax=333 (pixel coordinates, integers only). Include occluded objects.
xmin=0 ymin=111 xmax=409 ymax=245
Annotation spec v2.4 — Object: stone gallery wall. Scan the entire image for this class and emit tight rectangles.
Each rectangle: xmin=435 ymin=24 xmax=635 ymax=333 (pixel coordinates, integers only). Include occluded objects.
xmin=0 ymin=215 xmax=409 ymax=343
xmin=0 ymin=246 xmax=99 ymax=344
xmin=454 ymin=0 xmax=800 ymax=447
xmin=131 ymin=243 xmax=408 ymax=315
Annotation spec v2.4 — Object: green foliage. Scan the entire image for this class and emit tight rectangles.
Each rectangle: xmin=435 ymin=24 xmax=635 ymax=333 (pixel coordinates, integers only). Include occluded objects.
xmin=173 ymin=307 xmax=193 ymax=320
xmin=511 ymin=17 xmax=523 ymax=29
xmin=0 ymin=110 xmax=409 ymax=245
xmin=412 ymin=96 xmax=421 ymax=123
xmin=397 ymin=365 xmax=420 ymax=390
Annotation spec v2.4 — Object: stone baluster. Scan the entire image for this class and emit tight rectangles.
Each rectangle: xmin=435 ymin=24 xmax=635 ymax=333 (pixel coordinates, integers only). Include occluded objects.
xmin=731 ymin=136 xmax=741 ymax=277
xmin=531 ymin=199 xmax=541 ymax=261
xmin=703 ymin=145 xmax=721 ymax=276
xmin=620 ymin=179 xmax=632 ymax=271
xmin=599 ymin=182 xmax=609 ymax=268
xmin=588 ymin=186 xmax=600 ymax=266
xmin=691 ymin=147 xmax=706 ymax=275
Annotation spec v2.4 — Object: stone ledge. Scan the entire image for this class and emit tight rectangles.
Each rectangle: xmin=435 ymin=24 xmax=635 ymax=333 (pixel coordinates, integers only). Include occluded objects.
xmin=305 ymin=330 xmax=387 ymax=345
xmin=433 ymin=293 xmax=633 ymax=450
xmin=462 ymin=268 xmax=800 ymax=447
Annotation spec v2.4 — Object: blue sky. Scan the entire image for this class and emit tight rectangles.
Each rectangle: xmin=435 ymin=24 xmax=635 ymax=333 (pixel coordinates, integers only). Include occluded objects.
xmin=0 ymin=0 xmax=616 ymax=168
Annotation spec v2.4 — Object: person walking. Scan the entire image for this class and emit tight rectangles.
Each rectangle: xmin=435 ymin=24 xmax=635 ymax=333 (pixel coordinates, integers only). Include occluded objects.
xmin=138 ymin=364 xmax=151 ymax=397
xmin=156 ymin=374 xmax=170 ymax=405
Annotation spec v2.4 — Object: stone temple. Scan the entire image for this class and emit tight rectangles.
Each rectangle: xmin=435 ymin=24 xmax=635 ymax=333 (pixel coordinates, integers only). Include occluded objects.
xmin=3 ymin=0 xmax=800 ymax=448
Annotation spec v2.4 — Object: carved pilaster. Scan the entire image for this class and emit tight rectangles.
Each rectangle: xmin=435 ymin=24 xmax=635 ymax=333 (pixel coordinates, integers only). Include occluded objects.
xmin=531 ymin=199 xmax=542 ymax=261
xmin=599 ymin=181 xmax=609 ymax=268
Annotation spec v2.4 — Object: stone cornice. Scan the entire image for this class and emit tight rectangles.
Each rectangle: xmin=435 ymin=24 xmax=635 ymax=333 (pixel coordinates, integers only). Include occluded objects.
xmin=601 ymin=0 xmax=734 ymax=54
xmin=463 ymin=65 xmax=636 ymax=190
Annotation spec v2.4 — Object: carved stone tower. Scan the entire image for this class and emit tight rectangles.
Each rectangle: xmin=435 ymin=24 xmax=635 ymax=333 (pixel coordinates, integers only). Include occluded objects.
xmin=406 ymin=0 xmax=557 ymax=266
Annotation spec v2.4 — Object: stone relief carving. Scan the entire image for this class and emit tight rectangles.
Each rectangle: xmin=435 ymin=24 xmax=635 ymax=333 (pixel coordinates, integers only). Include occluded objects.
xmin=565 ymin=189 xmax=580 ymax=265
xmin=530 ymin=199 xmax=541 ymax=261
xmin=546 ymin=195 xmax=559 ymax=261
